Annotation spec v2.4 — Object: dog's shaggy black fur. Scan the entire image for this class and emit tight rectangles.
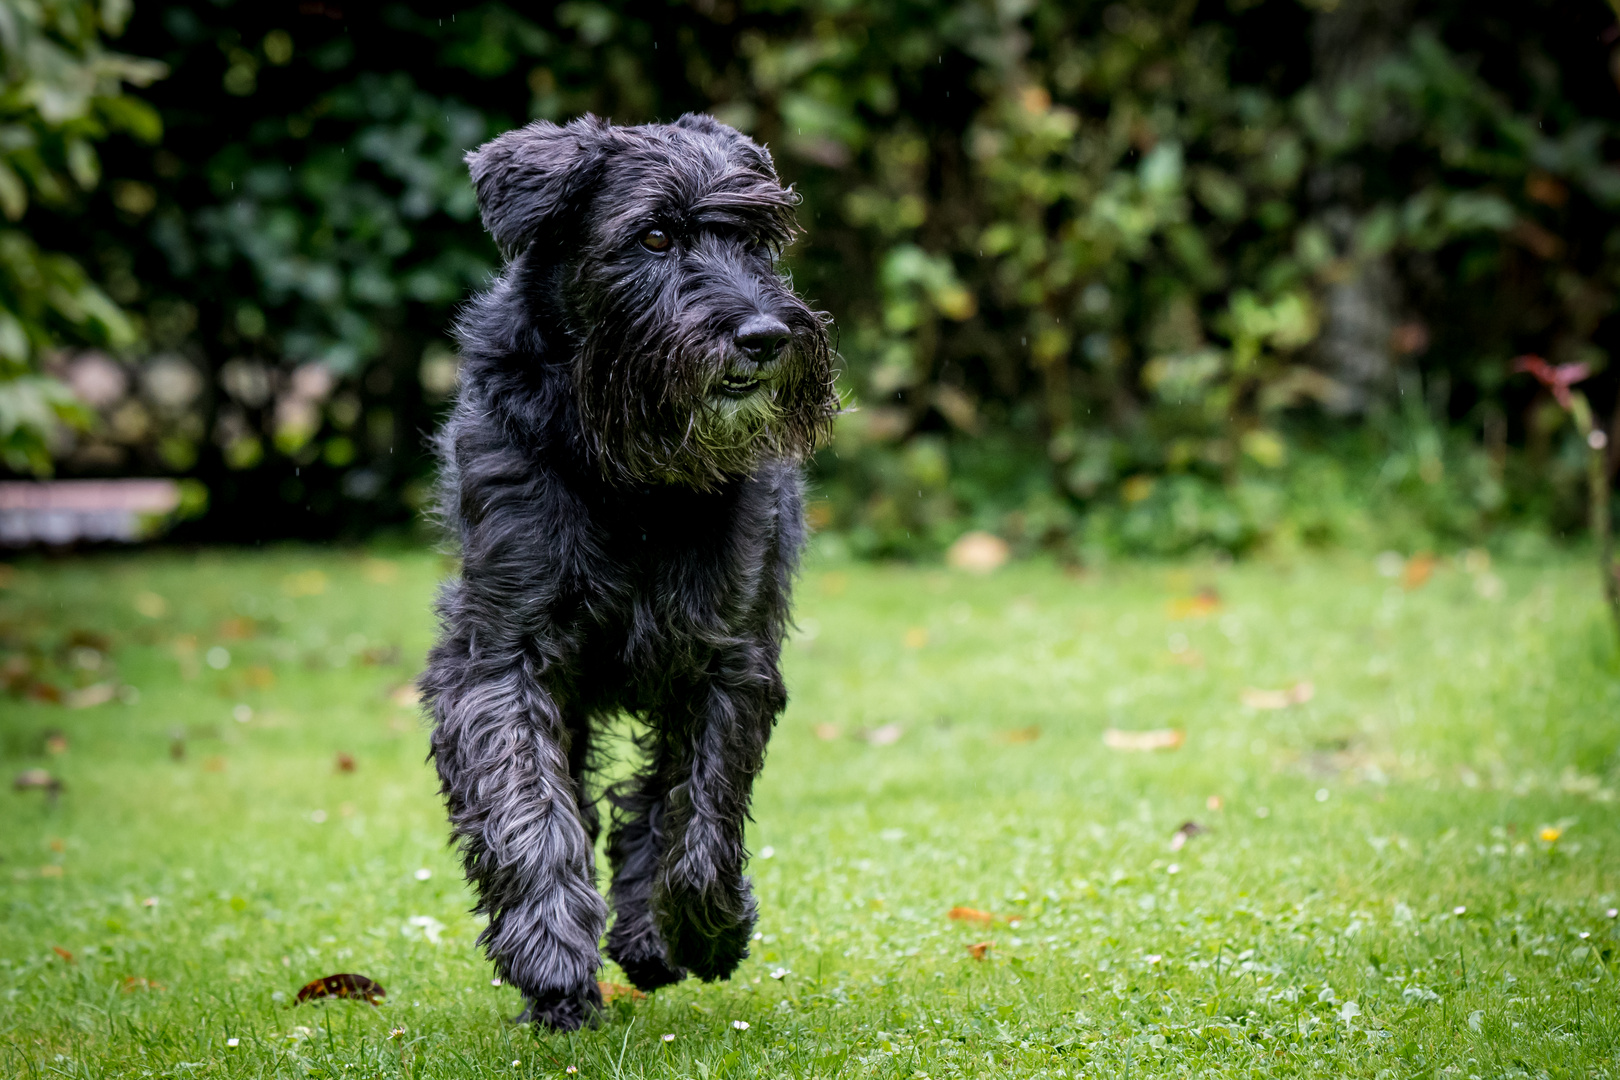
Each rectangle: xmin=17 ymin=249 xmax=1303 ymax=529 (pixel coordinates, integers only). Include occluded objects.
xmin=420 ymin=113 xmax=838 ymax=1032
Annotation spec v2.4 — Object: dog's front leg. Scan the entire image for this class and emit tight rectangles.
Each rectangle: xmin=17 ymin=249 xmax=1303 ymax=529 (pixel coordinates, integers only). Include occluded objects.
xmin=429 ymin=664 xmax=607 ymax=1030
xmin=655 ymin=650 xmax=781 ymax=981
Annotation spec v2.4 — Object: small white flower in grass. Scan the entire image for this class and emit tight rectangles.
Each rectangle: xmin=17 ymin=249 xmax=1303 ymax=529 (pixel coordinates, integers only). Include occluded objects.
xmin=142 ymin=897 xmax=158 ymax=907
xmin=1580 ymin=931 xmax=1591 ymax=939
xmin=759 ymin=846 xmax=775 ymax=859
xmin=1454 ymin=906 xmax=1467 ymax=916
xmin=310 ymin=809 xmax=327 ymax=823
xmin=232 ymin=704 xmax=252 ymax=723
xmin=732 ymin=1020 xmax=750 ymax=1030
xmin=207 ymin=646 xmax=231 ymax=670
xmin=1609 ymin=908 xmax=1619 ymax=919
xmin=491 ymin=978 xmax=502 ymax=986
xmin=1145 ymin=955 xmax=1162 ymax=965
xmin=566 ymin=1066 xmax=577 ymax=1074
xmin=413 ymin=868 xmax=432 ymax=881
xmin=511 ymin=1061 xmax=520 ymax=1067
xmin=226 ymin=1038 xmax=239 ymax=1047
xmin=1315 ymin=788 xmax=1330 ymax=802
xmin=769 ymin=968 xmax=790 ymax=980
xmin=1166 ymin=863 xmax=1180 ymax=875
xmin=662 ymin=1033 xmax=675 ymax=1042
xmin=1255 ymin=806 xmax=1270 ymax=818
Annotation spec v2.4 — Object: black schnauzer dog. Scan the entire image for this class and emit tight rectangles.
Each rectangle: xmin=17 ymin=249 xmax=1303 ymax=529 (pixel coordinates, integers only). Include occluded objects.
xmin=420 ymin=113 xmax=839 ymax=1031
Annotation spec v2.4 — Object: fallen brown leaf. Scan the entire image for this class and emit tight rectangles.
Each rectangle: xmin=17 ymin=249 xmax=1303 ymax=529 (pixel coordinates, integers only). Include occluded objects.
xmin=598 ymin=981 xmax=646 ymax=1004
xmin=996 ymin=726 xmax=1041 ymax=744
xmin=14 ymin=768 xmax=63 ymax=798
xmin=66 ymin=683 xmax=116 ymax=709
xmin=1240 ymin=681 xmax=1314 ymax=709
xmin=966 ymin=942 xmax=992 ymax=961
xmin=948 ymin=906 xmax=995 ymax=925
xmin=335 ymin=753 xmax=356 ymax=773
xmin=52 ymin=946 xmax=73 ymax=963
xmin=1103 ymin=728 xmax=1185 ymax=752
xmin=218 ymin=617 xmax=257 ymax=641
xmin=388 ymin=683 xmax=420 ymax=708
xmin=121 ymin=976 xmax=166 ymax=992
xmin=1167 ymin=587 xmax=1221 ymax=620
xmin=1169 ymin=821 xmax=1207 ymax=852
xmin=1402 ymin=552 xmax=1436 ymax=590
xmin=946 ymin=532 xmax=1010 ymax=573
xmin=859 ymin=724 xmax=904 ymax=746
xmin=202 ymin=756 xmax=227 ymax=773
xmin=811 ymin=723 xmax=841 ymax=741
xmin=295 ymin=973 xmax=385 ymax=1006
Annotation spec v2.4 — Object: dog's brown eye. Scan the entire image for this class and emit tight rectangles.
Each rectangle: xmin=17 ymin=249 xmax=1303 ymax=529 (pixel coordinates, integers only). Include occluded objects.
xmin=641 ymin=229 xmax=671 ymax=252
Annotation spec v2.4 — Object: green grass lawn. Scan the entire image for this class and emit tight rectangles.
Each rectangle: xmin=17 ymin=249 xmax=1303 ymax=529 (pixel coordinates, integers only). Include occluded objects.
xmin=2 ymin=544 xmax=1618 ymax=1079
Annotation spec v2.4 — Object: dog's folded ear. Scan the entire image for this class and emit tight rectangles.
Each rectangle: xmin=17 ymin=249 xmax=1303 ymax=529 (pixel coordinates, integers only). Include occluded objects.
xmin=466 ymin=115 xmax=610 ymax=259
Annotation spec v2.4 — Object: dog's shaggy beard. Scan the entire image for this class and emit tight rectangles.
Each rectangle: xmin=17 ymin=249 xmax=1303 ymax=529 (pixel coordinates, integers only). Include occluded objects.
xmin=572 ymin=267 xmax=838 ymax=490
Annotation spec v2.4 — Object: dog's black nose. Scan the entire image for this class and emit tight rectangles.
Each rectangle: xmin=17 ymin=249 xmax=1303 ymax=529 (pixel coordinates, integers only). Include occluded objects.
xmin=735 ymin=315 xmax=789 ymax=360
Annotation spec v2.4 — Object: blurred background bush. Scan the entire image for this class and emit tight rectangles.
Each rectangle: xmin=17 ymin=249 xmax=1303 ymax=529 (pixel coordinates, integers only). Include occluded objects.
xmin=3 ymin=0 xmax=1616 ymax=557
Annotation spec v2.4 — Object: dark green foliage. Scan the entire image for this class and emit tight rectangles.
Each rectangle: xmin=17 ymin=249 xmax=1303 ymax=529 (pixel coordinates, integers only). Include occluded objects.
xmin=11 ymin=0 xmax=1620 ymax=550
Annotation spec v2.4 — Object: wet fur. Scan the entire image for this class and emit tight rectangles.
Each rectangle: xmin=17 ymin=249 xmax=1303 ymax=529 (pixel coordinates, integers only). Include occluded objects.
xmin=419 ymin=113 xmax=837 ymax=1031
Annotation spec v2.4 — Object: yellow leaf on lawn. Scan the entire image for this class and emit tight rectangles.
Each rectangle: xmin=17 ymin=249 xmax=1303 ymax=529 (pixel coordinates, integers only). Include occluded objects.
xmin=1168 ymin=588 xmax=1221 ymax=620
xmin=966 ymin=942 xmax=992 ymax=960
xmin=1103 ymin=728 xmax=1186 ymax=752
xmin=948 ymin=906 xmax=995 ymax=925
xmin=1240 ymin=681 xmax=1314 ymax=709
xmin=1403 ymin=552 xmax=1436 ymax=590
xmin=598 ymin=981 xmax=646 ymax=1003
xmin=996 ymin=726 xmax=1041 ymax=744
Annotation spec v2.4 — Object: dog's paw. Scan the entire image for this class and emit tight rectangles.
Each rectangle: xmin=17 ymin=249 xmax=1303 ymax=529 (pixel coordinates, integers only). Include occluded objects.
xmin=657 ymin=885 xmax=756 ymax=982
xmin=513 ymin=981 xmax=603 ymax=1032
xmin=613 ymin=947 xmax=686 ymax=992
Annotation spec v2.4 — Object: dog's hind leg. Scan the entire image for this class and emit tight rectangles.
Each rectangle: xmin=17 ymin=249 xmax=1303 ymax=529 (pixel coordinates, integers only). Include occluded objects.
xmin=654 ymin=647 xmax=782 ymax=982
xmin=426 ymin=658 xmax=607 ymax=1031
xmin=604 ymin=739 xmax=686 ymax=992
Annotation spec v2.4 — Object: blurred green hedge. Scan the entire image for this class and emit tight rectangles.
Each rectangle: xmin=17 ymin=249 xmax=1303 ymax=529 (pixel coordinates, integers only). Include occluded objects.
xmin=4 ymin=0 xmax=1618 ymax=555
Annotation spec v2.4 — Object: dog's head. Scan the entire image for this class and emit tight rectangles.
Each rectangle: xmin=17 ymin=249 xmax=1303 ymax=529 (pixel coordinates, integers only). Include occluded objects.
xmin=467 ymin=113 xmax=838 ymax=489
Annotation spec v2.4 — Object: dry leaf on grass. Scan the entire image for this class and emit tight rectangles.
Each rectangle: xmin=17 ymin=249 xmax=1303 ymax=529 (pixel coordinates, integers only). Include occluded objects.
xmin=335 ymin=753 xmax=356 ymax=773
xmin=1168 ymin=821 xmax=1207 ymax=852
xmin=388 ymin=684 xmax=419 ymax=707
xmin=948 ymin=906 xmax=995 ymax=925
xmin=1103 ymin=728 xmax=1185 ymax=752
xmin=202 ymin=756 xmax=227 ymax=773
xmin=946 ymin=532 xmax=1010 ymax=573
xmin=65 ymin=683 xmax=116 ymax=709
xmin=811 ymin=723 xmax=841 ymax=741
xmin=1240 ymin=681 xmax=1314 ymax=709
xmin=859 ymin=724 xmax=904 ymax=746
xmin=966 ymin=942 xmax=992 ymax=960
xmin=295 ymin=973 xmax=385 ymax=1006
xmin=598 ymin=981 xmax=646 ymax=1004
xmin=996 ymin=726 xmax=1041 ymax=744
xmin=218 ymin=617 xmax=257 ymax=641
xmin=14 ymin=768 xmax=63 ymax=800
xmin=1402 ymin=552 xmax=1436 ymax=590
xmin=121 ymin=976 xmax=165 ymax=992
xmin=1167 ymin=587 xmax=1221 ymax=620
